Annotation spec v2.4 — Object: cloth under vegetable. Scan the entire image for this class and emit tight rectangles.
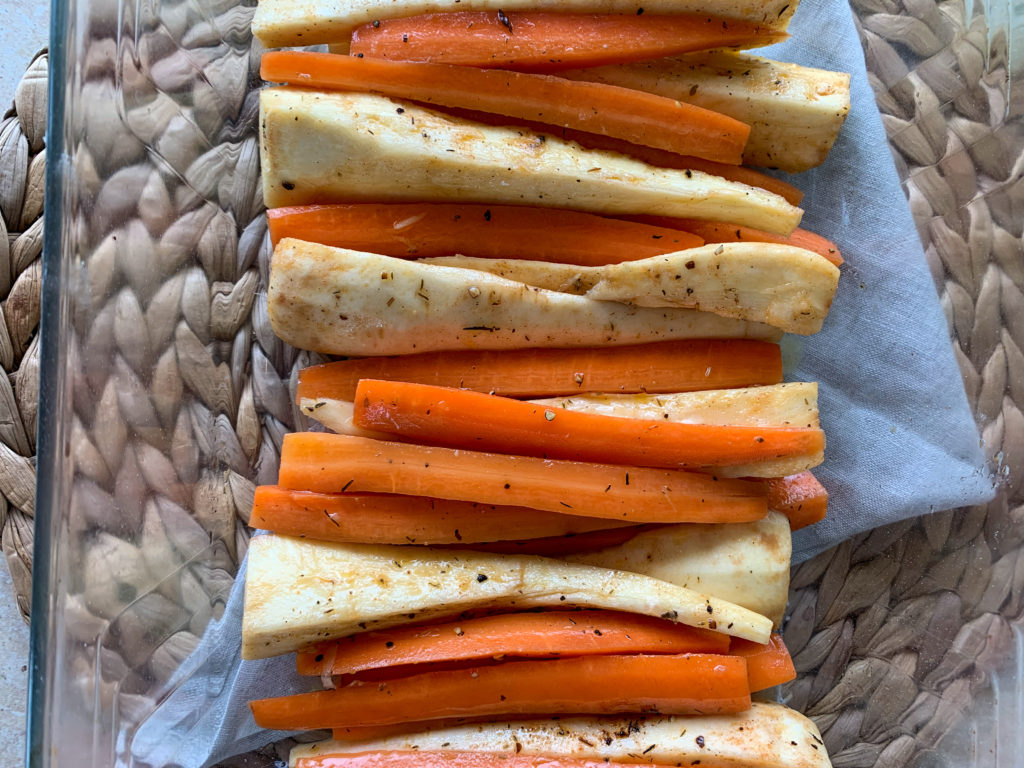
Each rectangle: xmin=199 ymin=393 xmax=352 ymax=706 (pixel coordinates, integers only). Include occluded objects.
xmin=764 ymin=2 xmax=993 ymax=562
xmin=129 ymin=0 xmax=995 ymax=763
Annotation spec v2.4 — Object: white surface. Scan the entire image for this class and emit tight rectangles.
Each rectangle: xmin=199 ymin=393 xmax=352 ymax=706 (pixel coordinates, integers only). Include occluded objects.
xmin=0 ymin=560 xmax=29 ymax=768
xmin=0 ymin=0 xmax=48 ymax=112
xmin=0 ymin=1 xmax=48 ymax=765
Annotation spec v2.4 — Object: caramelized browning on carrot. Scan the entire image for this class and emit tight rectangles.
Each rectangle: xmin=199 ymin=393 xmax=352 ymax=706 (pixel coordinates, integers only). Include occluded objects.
xmin=352 ymin=379 xmax=825 ymax=471
xmin=267 ymin=204 xmax=703 ymax=263
xmin=297 ymin=339 xmax=783 ymax=402
xmin=297 ymin=610 xmax=730 ymax=676
xmin=730 ymin=634 xmax=797 ymax=691
xmin=349 ymin=12 xmax=787 ymax=72
xmin=767 ymin=472 xmax=829 ymax=530
xmin=277 ymin=433 xmax=768 ymax=523
xmin=260 ymin=52 xmax=751 ymax=164
xmin=251 ymin=653 xmax=751 ymax=730
xmin=251 ymin=486 xmax=634 ymax=545
xmin=623 ymin=216 xmax=843 ymax=266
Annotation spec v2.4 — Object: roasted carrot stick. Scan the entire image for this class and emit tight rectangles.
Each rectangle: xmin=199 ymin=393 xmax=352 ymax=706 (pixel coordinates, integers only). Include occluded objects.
xmin=297 ymin=751 xmax=697 ymax=768
xmin=250 ymin=486 xmax=634 ymax=544
xmin=277 ymin=433 xmax=768 ymax=523
xmin=786 ymin=229 xmax=843 ymax=264
xmin=435 ymin=105 xmax=803 ymax=205
xmin=260 ymin=52 xmax=751 ymax=164
xmin=766 ymin=472 xmax=828 ymax=530
xmin=730 ymin=634 xmax=797 ymax=692
xmin=349 ymin=12 xmax=788 ymax=72
xmin=266 ymin=204 xmax=703 ymax=262
xmin=352 ymin=379 xmax=825 ymax=471
xmin=251 ymin=653 xmax=751 ymax=729
xmin=622 ymin=216 xmax=842 ymax=266
xmin=254 ymin=494 xmax=645 ymax=554
xmin=297 ymin=339 xmax=782 ymax=402
xmin=297 ymin=610 xmax=730 ymax=676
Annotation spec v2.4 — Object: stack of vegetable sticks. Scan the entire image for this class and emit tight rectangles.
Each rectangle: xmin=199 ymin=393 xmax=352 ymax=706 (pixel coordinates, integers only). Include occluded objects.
xmin=244 ymin=0 xmax=850 ymax=764
xmin=244 ymin=346 xmax=823 ymax=746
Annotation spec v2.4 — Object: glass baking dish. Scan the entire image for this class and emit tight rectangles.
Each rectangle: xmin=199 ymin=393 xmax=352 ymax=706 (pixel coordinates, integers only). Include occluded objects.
xmin=29 ymin=0 xmax=1023 ymax=764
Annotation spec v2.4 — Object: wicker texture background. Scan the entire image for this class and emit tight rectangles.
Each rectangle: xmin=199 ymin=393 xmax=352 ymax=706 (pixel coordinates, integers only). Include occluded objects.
xmin=3 ymin=0 xmax=1021 ymax=764
xmin=781 ymin=3 xmax=1024 ymax=765
xmin=0 ymin=49 xmax=44 ymax=622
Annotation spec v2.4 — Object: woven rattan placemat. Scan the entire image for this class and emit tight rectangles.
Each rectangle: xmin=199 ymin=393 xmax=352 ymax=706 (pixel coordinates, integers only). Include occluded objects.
xmin=0 ymin=47 xmax=44 ymax=621
xmin=3 ymin=0 xmax=1021 ymax=763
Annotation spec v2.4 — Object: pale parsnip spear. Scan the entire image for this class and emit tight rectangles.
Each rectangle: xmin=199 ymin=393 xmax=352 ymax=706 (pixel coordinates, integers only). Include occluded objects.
xmin=290 ymin=702 xmax=831 ymax=768
xmin=568 ymin=511 xmax=792 ymax=627
xmin=267 ymin=239 xmax=782 ymax=356
xmin=242 ymin=534 xmax=774 ymax=659
xmin=536 ymin=383 xmax=820 ymax=428
xmin=259 ymin=89 xmax=803 ymax=235
xmin=563 ymin=51 xmax=851 ymax=173
xmin=425 ymin=242 xmax=841 ymax=335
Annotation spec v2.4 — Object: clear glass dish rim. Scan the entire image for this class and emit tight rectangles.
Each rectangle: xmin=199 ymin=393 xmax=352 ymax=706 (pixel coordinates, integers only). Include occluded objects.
xmin=28 ymin=0 xmax=74 ymax=761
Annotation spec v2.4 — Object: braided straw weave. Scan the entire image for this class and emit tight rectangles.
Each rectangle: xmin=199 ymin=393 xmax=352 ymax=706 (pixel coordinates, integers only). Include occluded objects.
xmin=1 ymin=49 xmax=45 ymax=622
xmin=4 ymin=0 xmax=1020 ymax=763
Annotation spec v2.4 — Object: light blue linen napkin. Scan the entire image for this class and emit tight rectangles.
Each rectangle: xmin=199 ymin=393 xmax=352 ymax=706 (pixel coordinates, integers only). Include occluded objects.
xmin=761 ymin=4 xmax=993 ymax=560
